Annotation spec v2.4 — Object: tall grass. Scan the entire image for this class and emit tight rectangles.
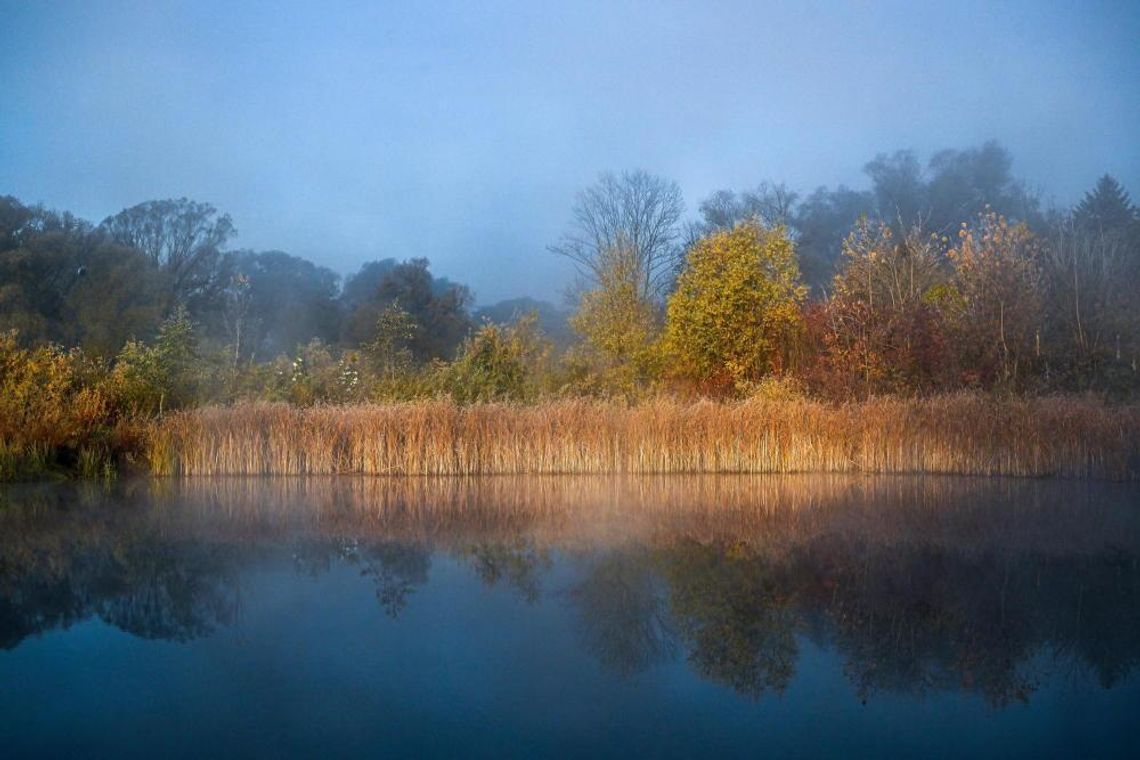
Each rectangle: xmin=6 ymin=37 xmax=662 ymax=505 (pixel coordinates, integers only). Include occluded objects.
xmin=150 ymin=393 xmax=1140 ymax=479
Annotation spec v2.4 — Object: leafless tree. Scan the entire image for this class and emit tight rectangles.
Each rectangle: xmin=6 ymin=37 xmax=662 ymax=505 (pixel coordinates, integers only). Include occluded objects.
xmin=686 ymin=182 xmax=799 ymax=251
xmin=550 ymin=170 xmax=684 ymax=300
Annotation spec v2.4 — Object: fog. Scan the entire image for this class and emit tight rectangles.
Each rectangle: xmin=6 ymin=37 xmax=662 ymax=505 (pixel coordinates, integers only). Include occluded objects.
xmin=1 ymin=0 xmax=1137 ymax=303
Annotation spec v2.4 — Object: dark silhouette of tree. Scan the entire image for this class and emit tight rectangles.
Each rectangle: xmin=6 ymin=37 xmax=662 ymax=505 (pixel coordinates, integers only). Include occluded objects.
xmin=341 ymin=258 xmax=472 ymax=361
xmin=924 ymin=142 xmax=1041 ymax=233
xmin=0 ymin=196 xmax=168 ymax=354
xmin=865 ymin=150 xmax=927 ymax=227
xmin=1074 ymin=175 xmax=1136 ymax=237
xmin=100 ymin=198 xmax=235 ymax=316
xmin=793 ymin=185 xmax=876 ymax=292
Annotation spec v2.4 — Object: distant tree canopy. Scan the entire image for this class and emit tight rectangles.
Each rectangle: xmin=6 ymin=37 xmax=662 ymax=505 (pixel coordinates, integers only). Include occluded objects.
xmin=341 ymin=257 xmax=473 ymax=362
xmin=225 ymin=250 xmax=341 ymax=360
xmin=695 ymin=141 xmax=1041 ymax=294
xmin=100 ymin=198 xmax=236 ymax=315
xmin=1074 ymin=175 xmax=1137 ymax=236
xmin=473 ymin=297 xmax=573 ymax=350
xmin=0 ymin=196 xmax=168 ymax=355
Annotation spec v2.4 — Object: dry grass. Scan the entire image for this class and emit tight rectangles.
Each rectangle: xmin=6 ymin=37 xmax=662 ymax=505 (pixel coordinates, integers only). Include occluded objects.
xmin=148 ymin=394 xmax=1140 ymax=480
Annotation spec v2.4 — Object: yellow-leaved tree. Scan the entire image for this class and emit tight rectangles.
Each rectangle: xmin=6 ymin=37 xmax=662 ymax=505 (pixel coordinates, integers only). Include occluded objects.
xmin=663 ymin=220 xmax=805 ymax=393
xmin=568 ymin=239 xmax=660 ymax=397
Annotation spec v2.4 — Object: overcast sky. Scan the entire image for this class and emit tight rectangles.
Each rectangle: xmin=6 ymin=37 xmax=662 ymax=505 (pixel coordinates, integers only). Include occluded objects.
xmin=2 ymin=0 xmax=1137 ymax=304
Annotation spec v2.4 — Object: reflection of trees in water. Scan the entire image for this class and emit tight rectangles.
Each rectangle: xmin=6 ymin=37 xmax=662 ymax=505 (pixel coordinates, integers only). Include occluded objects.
xmin=799 ymin=542 xmax=1040 ymax=706
xmin=645 ymin=539 xmax=1140 ymax=706
xmin=0 ymin=570 xmax=88 ymax=650
xmin=657 ymin=541 xmax=797 ymax=699
xmin=571 ymin=551 xmax=676 ymax=676
xmin=291 ymin=537 xmax=431 ymax=617
xmin=1 ymin=477 xmax=1138 ymax=707
xmin=0 ymin=541 xmax=240 ymax=647
xmin=461 ymin=538 xmax=550 ymax=604
xmin=94 ymin=543 xmax=239 ymax=641
xmin=359 ymin=542 xmax=430 ymax=618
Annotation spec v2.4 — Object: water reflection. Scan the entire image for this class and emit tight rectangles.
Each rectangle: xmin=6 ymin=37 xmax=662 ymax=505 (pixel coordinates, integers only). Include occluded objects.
xmin=1 ymin=475 xmax=1137 ymax=708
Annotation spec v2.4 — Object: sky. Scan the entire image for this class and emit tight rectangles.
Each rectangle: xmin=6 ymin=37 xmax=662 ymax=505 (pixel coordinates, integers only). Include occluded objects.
xmin=1 ymin=0 xmax=1138 ymax=304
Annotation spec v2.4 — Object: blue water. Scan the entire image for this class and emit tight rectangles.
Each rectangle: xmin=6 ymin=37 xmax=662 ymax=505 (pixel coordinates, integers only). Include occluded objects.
xmin=1 ymin=476 xmax=1137 ymax=758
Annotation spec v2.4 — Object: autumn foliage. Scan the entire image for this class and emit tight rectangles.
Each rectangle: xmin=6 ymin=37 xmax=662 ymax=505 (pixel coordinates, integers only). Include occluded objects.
xmin=664 ymin=221 xmax=805 ymax=393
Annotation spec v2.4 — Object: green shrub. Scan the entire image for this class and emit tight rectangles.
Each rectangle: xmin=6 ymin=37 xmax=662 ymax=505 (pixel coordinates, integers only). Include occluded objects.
xmin=442 ymin=315 xmax=550 ymax=404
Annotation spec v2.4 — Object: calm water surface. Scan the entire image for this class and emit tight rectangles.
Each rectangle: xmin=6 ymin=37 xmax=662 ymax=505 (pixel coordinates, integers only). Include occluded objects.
xmin=1 ymin=475 xmax=1138 ymax=758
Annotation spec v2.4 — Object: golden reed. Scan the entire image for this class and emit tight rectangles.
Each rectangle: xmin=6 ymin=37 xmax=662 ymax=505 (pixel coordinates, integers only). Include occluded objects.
xmin=148 ymin=394 xmax=1140 ymax=479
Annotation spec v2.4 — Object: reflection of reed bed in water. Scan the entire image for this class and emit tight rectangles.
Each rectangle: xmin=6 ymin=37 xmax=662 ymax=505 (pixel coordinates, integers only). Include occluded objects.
xmin=6 ymin=474 xmax=1131 ymax=557
xmin=2 ymin=477 xmax=1137 ymax=702
xmin=150 ymin=396 xmax=1140 ymax=479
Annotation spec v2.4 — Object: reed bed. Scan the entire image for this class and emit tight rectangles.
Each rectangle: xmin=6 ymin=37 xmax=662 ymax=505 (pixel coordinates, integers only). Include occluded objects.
xmin=148 ymin=394 xmax=1140 ymax=480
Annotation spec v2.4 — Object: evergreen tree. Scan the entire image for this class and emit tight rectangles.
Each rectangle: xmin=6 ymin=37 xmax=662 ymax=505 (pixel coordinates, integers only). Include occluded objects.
xmin=1074 ymin=175 xmax=1135 ymax=236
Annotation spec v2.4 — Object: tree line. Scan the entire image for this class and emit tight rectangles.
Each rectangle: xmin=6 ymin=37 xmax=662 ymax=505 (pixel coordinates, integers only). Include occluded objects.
xmin=1 ymin=141 xmax=1138 ymax=417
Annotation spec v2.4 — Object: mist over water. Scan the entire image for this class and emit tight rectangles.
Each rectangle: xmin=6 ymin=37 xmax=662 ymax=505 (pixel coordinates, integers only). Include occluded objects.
xmin=1 ymin=476 xmax=1137 ymax=757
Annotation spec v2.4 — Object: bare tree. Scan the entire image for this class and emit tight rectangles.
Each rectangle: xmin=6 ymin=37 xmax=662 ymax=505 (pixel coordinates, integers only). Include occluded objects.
xmin=550 ymin=170 xmax=684 ymax=299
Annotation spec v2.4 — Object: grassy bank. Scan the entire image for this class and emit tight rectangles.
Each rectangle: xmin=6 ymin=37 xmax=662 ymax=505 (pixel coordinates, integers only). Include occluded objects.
xmin=149 ymin=394 xmax=1140 ymax=479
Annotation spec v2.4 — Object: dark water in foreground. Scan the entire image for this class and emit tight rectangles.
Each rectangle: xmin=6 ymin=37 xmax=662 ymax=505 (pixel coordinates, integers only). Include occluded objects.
xmin=0 ymin=476 xmax=1138 ymax=758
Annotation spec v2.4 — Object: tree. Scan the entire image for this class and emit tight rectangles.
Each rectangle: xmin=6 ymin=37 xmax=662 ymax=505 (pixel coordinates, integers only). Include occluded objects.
xmin=692 ymin=183 xmax=798 ymax=236
xmin=0 ymin=196 xmax=167 ymax=355
xmin=833 ymin=220 xmax=946 ymax=312
xmin=110 ymin=307 xmax=202 ymax=413
xmin=226 ymin=250 xmax=341 ymax=359
xmin=1074 ymin=175 xmax=1136 ymax=237
xmin=567 ymin=239 xmax=660 ymax=397
xmin=924 ymin=141 xmax=1039 ymax=234
xmin=473 ymin=297 xmax=573 ymax=350
xmin=99 ymin=198 xmax=235 ymax=314
xmin=69 ymin=241 xmax=170 ymax=356
xmin=865 ymin=150 xmax=927 ymax=227
xmin=1040 ymin=185 xmax=1139 ymax=390
xmin=808 ymin=220 xmax=951 ymax=397
xmin=793 ymin=185 xmax=876 ymax=293
xmin=945 ymin=210 xmax=1043 ymax=388
xmin=365 ymin=302 xmax=417 ymax=379
xmin=664 ymin=221 xmax=806 ymax=392
xmin=864 ymin=142 xmax=1039 ymax=236
xmin=442 ymin=313 xmax=549 ymax=404
xmin=340 ymin=258 xmax=472 ymax=361
xmin=551 ymin=170 xmax=684 ymax=300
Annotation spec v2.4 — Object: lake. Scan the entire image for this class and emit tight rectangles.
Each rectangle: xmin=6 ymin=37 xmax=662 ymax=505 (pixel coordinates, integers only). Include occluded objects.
xmin=1 ymin=475 xmax=1138 ymax=758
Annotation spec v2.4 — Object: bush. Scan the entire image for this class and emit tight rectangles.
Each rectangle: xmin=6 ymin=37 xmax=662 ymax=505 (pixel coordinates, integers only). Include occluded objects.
xmin=0 ymin=330 xmax=127 ymax=478
xmin=442 ymin=315 xmax=550 ymax=404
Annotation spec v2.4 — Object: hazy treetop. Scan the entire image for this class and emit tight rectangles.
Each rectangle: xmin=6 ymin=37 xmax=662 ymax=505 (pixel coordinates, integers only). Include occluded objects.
xmin=1 ymin=0 xmax=1137 ymax=302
